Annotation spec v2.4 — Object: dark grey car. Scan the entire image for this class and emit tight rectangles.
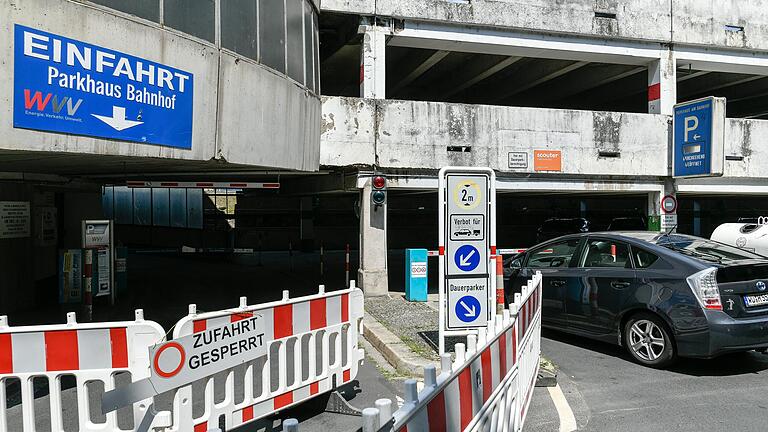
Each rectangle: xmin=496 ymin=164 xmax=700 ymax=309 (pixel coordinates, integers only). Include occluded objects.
xmin=504 ymin=231 xmax=768 ymax=367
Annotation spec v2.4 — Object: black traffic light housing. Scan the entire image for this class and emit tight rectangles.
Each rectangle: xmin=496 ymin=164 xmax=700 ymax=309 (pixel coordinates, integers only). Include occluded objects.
xmin=371 ymin=174 xmax=387 ymax=206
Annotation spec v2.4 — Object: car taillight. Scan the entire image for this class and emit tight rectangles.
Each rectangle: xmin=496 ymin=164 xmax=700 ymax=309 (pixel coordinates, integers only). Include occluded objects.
xmin=686 ymin=268 xmax=723 ymax=311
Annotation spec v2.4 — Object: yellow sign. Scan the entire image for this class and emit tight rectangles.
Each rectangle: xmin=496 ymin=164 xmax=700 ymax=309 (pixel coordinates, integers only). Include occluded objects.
xmin=453 ymin=180 xmax=482 ymax=210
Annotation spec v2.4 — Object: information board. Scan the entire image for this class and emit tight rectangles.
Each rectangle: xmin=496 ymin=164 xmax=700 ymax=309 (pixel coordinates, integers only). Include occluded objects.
xmin=14 ymin=24 xmax=194 ymax=149
xmin=673 ymin=97 xmax=725 ymax=178
xmin=0 ymin=201 xmax=30 ymax=238
xmin=438 ymin=167 xmax=496 ymax=352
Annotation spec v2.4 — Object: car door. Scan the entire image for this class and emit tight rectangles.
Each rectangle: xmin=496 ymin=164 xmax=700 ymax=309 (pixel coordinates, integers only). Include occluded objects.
xmin=567 ymin=237 xmax=636 ymax=335
xmin=520 ymin=238 xmax=585 ymax=329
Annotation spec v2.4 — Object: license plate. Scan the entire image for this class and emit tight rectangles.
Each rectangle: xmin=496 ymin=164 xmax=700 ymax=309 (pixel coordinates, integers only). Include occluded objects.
xmin=744 ymin=293 xmax=768 ymax=308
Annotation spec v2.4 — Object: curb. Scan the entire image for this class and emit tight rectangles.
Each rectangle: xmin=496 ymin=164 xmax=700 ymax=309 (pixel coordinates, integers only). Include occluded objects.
xmin=362 ymin=314 xmax=436 ymax=377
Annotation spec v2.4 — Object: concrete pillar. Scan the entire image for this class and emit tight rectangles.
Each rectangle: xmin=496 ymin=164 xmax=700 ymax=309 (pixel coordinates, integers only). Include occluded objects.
xmin=648 ymin=48 xmax=676 ymax=115
xmin=358 ymin=180 xmax=388 ymax=296
xmin=359 ymin=20 xmax=388 ymax=99
xmin=647 ymin=190 xmax=661 ymax=231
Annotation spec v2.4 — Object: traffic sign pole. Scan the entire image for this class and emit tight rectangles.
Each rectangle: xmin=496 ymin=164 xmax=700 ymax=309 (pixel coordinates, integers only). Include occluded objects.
xmin=438 ymin=167 xmax=496 ymax=355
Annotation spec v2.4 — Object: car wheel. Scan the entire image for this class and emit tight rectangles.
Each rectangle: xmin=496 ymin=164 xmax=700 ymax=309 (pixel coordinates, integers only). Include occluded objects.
xmin=623 ymin=313 xmax=677 ymax=368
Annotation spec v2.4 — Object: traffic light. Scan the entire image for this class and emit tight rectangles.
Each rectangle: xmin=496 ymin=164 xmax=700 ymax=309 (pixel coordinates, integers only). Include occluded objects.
xmin=371 ymin=174 xmax=386 ymax=206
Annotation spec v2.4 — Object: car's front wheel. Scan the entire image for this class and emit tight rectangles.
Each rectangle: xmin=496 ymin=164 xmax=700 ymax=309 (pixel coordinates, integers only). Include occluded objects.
xmin=623 ymin=312 xmax=677 ymax=368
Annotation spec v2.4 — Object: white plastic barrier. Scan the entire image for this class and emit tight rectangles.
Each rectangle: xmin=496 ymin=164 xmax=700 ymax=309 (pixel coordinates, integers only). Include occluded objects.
xmin=365 ymin=272 xmax=542 ymax=432
xmin=168 ymin=284 xmax=365 ymax=431
xmin=0 ymin=310 xmax=166 ymax=431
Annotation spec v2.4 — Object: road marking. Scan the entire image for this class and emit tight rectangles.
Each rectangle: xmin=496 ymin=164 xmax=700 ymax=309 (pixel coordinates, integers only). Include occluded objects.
xmin=547 ymin=384 xmax=577 ymax=432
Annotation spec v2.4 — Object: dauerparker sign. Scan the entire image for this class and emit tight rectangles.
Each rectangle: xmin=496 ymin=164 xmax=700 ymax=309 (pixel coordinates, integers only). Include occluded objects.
xmin=102 ymin=314 xmax=266 ymax=412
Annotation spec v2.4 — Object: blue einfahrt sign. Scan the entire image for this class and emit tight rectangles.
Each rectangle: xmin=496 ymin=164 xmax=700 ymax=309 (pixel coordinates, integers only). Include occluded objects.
xmin=673 ymin=97 xmax=725 ymax=178
xmin=13 ymin=24 xmax=194 ymax=149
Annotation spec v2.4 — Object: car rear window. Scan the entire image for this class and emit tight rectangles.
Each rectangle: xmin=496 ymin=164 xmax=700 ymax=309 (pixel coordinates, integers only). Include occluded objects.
xmin=633 ymin=248 xmax=659 ymax=268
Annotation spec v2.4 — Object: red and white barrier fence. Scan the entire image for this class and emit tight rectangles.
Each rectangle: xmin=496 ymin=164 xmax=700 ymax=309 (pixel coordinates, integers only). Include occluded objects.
xmin=0 ymin=311 xmax=165 ymax=431
xmin=169 ymin=283 xmax=365 ymax=432
xmin=362 ymin=272 xmax=543 ymax=432
xmin=1 ymin=283 xmax=364 ymax=432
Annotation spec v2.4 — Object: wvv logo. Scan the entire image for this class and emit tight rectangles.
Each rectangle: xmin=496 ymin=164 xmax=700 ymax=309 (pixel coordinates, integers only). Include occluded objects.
xmin=24 ymin=89 xmax=83 ymax=116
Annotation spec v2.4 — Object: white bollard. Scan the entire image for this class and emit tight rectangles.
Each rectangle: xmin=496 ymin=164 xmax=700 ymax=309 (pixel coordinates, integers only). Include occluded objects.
xmin=239 ymin=296 xmax=248 ymax=308
xmin=455 ymin=343 xmax=466 ymax=364
xmin=66 ymin=312 xmax=77 ymax=325
xmin=318 ymin=284 xmax=326 ymax=294
xmin=440 ymin=354 xmax=453 ymax=374
xmin=424 ymin=365 xmax=437 ymax=387
xmin=375 ymin=399 xmax=393 ymax=426
xmin=283 ymin=418 xmax=299 ymax=432
xmin=468 ymin=334 xmax=478 ymax=353
xmin=135 ymin=309 xmax=144 ymax=322
xmin=350 ymin=280 xmax=356 ymax=289
xmin=283 ymin=290 xmax=290 ymax=301
xmin=404 ymin=379 xmax=419 ymax=404
xmin=362 ymin=407 xmax=381 ymax=432
xmin=188 ymin=304 xmax=197 ymax=315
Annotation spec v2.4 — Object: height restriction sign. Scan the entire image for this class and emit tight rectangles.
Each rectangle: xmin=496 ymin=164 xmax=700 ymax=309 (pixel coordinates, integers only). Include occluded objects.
xmin=438 ymin=167 xmax=496 ymax=354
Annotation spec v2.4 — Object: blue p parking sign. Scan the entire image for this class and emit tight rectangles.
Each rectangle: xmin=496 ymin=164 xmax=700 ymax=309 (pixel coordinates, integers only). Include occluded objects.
xmin=673 ymin=97 xmax=725 ymax=178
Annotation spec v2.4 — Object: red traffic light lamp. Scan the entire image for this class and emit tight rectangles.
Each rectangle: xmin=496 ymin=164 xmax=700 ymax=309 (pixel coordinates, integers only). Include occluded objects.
xmin=371 ymin=175 xmax=387 ymax=206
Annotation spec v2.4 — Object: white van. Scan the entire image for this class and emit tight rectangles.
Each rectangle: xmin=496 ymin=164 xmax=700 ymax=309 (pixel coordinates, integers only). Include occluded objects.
xmin=711 ymin=219 xmax=768 ymax=257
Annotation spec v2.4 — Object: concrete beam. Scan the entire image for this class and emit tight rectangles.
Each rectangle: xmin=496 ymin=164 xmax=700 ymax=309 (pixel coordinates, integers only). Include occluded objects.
xmin=442 ymin=56 xmax=522 ymax=98
xmin=533 ymin=64 xmax=645 ymax=104
xmin=493 ymin=60 xmax=589 ymax=102
xmin=389 ymin=50 xmax=450 ymax=95
xmin=389 ymin=20 xmax=663 ymax=66
xmin=677 ymin=73 xmax=764 ymax=100
xmin=676 ymin=45 xmax=768 ymax=75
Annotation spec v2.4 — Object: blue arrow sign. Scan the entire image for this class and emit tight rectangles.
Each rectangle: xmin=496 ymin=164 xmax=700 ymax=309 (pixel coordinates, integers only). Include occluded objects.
xmin=455 ymin=296 xmax=481 ymax=323
xmin=13 ymin=24 xmax=194 ymax=149
xmin=454 ymin=245 xmax=480 ymax=272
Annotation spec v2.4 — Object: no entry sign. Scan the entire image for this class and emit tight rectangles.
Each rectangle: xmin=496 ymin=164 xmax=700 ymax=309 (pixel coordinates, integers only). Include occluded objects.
xmin=662 ymin=195 xmax=677 ymax=214
xmin=102 ymin=314 xmax=267 ymax=412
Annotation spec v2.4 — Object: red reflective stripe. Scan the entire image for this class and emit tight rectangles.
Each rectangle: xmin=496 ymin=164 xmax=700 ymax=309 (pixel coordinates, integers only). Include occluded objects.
xmin=193 ymin=320 xmax=206 ymax=334
xmin=427 ymin=391 xmax=446 ymax=432
xmin=341 ymin=294 xmax=349 ymax=322
xmin=194 ymin=422 xmax=207 ymax=432
xmin=343 ymin=369 xmax=351 ymax=383
xmin=274 ymin=391 xmax=293 ymax=410
xmin=310 ymin=298 xmax=327 ymax=330
xmin=499 ymin=332 xmax=507 ymax=374
xmin=648 ymin=82 xmax=661 ymax=101
xmin=160 ymin=182 xmax=178 ymax=187
xmin=242 ymin=405 xmax=254 ymax=422
xmin=438 ymin=246 xmax=445 ymax=256
xmin=110 ymin=328 xmax=128 ymax=368
xmin=229 ymin=183 xmax=248 ymax=187
xmin=196 ymin=182 xmax=214 ymax=187
xmin=310 ymin=381 xmax=319 ymax=395
xmin=481 ymin=347 xmax=492 ymax=402
xmin=274 ymin=304 xmax=293 ymax=339
xmin=490 ymin=246 xmax=497 ymax=255
xmin=45 ymin=330 xmax=79 ymax=371
xmin=401 ymin=425 xmax=408 ymax=432
xmin=0 ymin=333 xmax=12 ymax=373
xmin=231 ymin=311 xmax=254 ymax=322
xmin=359 ymin=64 xmax=364 ymax=84
xmin=458 ymin=368 xmax=473 ymax=429
xmin=263 ymin=183 xmax=280 ymax=189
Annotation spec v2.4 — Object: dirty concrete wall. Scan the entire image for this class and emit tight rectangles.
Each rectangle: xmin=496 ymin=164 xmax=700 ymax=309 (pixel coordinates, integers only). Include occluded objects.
xmin=672 ymin=1 xmax=768 ymax=50
xmin=724 ymin=119 xmax=768 ymax=178
xmin=320 ymin=97 xmax=669 ymax=176
xmin=0 ymin=0 xmax=320 ymax=172
xmin=320 ymin=97 xmax=377 ymax=166
xmin=322 ymin=0 xmax=672 ymax=43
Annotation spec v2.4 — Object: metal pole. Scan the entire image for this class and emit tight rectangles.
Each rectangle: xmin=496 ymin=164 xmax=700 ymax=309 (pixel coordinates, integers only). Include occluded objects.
xmin=84 ymin=249 xmax=93 ymax=322
xmin=345 ymin=243 xmax=350 ymax=287
xmin=283 ymin=418 xmax=299 ymax=432
xmin=496 ymin=255 xmax=505 ymax=315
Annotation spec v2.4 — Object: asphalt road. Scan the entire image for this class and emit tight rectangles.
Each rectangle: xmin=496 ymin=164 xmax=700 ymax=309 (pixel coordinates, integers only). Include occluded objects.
xmin=525 ymin=328 xmax=768 ymax=432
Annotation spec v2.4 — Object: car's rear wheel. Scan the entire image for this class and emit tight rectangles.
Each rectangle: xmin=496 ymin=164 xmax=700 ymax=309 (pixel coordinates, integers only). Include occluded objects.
xmin=624 ymin=313 xmax=676 ymax=368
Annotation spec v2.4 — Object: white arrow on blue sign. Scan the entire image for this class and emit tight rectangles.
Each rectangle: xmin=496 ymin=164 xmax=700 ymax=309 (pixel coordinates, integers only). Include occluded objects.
xmin=456 ymin=296 xmax=481 ymax=323
xmin=454 ymin=244 xmax=480 ymax=272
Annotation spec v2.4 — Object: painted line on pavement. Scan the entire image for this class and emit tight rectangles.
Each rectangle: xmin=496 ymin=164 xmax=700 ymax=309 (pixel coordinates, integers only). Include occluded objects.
xmin=547 ymin=383 xmax=577 ymax=432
